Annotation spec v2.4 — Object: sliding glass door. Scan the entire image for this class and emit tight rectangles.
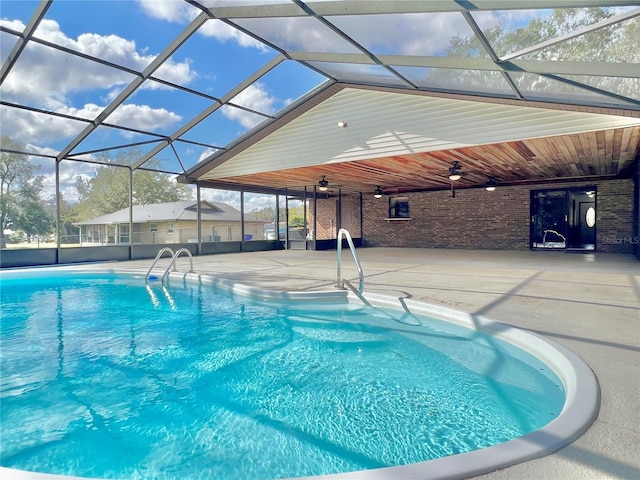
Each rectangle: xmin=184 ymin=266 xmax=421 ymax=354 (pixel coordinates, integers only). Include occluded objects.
xmin=531 ymin=187 xmax=596 ymax=251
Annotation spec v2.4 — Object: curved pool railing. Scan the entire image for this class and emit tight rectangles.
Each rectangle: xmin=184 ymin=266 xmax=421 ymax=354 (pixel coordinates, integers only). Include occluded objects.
xmin=336 ymin=228 xmax=364 ymax=296
xmin=145 ymin=247 xmax=175 ymax=283
xmin=161 ymin=247 xmax=194 ymax=285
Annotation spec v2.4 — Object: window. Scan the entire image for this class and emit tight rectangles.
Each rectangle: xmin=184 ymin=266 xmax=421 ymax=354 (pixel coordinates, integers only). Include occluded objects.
xmin=167 ymin=223 xmax=174 ymax=234
xmin=389 ymin=196 xmax=410 ymax=218
xmin=586 ymin=207 xmax=596 ymax=228
xmin=119 ymin=224 xmax=130 ymax=244
xmin=150 ymin=224 xmax=158 ymax=233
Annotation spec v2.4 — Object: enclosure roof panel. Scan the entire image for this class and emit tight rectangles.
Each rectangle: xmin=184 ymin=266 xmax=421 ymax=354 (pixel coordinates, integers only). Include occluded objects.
xmin=1 ymin=1 xmax=638 ymax=192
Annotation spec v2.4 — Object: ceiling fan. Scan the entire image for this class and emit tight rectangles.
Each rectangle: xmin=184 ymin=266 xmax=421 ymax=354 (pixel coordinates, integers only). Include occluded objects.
xmin=448 ymin=161 xmax=464 ymax=181
xmin=316 ymin=175 xmax=347 ymax=192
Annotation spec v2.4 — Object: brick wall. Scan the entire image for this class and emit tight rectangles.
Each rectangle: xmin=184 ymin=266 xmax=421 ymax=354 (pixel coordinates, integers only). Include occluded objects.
xmin=596 ymin=180 xmax=636 ymax=254
xmin=312 ymin=198 xmax=335 ymax=240
xmin=310 ymin=195 xmax=361 ymax=239
xmin=359 ymin=179 xmax=635 ymax=253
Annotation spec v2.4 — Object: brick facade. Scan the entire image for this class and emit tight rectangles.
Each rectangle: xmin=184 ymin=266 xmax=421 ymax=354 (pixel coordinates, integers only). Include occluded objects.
xmin=596 ymin=180 xmax=637 ymax=254
xmin=353 ymin=179 xmax=635 ymax=254
xmin=310 ymin=195 xmax=361 ymax=240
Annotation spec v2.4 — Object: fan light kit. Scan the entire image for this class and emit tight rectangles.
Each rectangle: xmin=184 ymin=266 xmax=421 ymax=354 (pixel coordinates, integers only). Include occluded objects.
xmin=448 ymin=161 xmax=462 ymax=181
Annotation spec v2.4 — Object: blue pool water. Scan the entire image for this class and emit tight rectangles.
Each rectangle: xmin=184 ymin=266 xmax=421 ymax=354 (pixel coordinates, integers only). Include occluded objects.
xmin=0 ymin=271 xmax=565 ymax=480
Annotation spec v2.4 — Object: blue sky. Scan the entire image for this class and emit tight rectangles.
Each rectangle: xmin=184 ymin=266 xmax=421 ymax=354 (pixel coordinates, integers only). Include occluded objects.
xmin=1 ymin=1 xmax=325 ymax=161
xmin=1 ymin=1 xmax=335 ymax=206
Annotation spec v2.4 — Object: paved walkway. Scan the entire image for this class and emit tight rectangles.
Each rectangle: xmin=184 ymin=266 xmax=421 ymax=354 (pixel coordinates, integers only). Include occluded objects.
xmin=111 ymin=247 xmax=640 ymax=479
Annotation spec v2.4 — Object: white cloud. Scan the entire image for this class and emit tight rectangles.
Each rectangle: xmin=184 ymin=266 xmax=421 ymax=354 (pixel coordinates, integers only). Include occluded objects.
xmin=198 ymin=147 xmax=217 ymax=163
xmin=63 ymin=103 xmax=107 ymax=120
xmin=2 ymin=100 xmax=182 ymax=148
xmin=51 ymin=160 xmax=97 ymax=203
xmin=231 ymin=16 xmax=339 ymax=52
xmin=245 ymin=194 xmax=275 ymax=212
xmin=108 ymin=104 xmax=183 ymax=132
xmin=198 ymin=19 xmax=267 ymax=50
xmin=200 ymin=188 xmax=241 ymax=209
xmin=232 ymin=83 xmax=277 ymax=113
xmin=0 ymin=18 xmax=192 ymax=149
xmin=136 ymin=0 xmax=267 ymax=50
xmin=0 ymin=18 xmax=196 ymax=107
xmin=22 ymin=151 xmax=58 ymax=198
xmin=153 ymin=57 xmax=197 ymax=86
xmin=10 ymin=149 xmax=96 ymax=203
xmin=0 ymin=19 xmax=24 ymax=38
xmin=24 ymin=145 xmax=59 ymax=159
xmin=1 ymin=106 xmax=87 ymax=146
xmin=226 ymin=13 xmax=478 ymax=56
xmin=325 ymin=13 xmax=474 ymax=56
xmin=223 ymin=83 xmax=275 ymax=129
xmin=136 ymin=0 xmax=201 ymax=24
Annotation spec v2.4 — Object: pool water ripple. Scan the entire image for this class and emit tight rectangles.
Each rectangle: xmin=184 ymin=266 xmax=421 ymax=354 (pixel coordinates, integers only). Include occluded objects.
xmin=0 ymin=272 xmax=565 ymax=480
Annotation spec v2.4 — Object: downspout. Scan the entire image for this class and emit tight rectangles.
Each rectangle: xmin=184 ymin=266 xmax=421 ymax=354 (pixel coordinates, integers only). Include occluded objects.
xmin=196 ymin=183 xmax=202 ymax=255
xmin=313 ymin=185 xmax=317 ymax=250
xmin=55 ymin=160 xmax=61 ymax=264
xmin=128 ymin=168 xmax=133 ymax=259
xmin=240 ymin=191 xmax=245 ymax=248
xmin=275 ymin=191 xmax=280 ymax=248
xmin=303 ymin=186 xmax=307 ymax=250
xmin=337 ymin=188 xmax=342 ymax=232
xmin=285 ymin=190 xmax=289 ymax=249
xmin=359 ymin=191 xmax=364 ymax=245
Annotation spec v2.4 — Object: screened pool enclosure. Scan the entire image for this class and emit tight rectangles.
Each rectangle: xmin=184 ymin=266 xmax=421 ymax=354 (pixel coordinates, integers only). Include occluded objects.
xmin=1 ymin=1 xmax=639 ymax=267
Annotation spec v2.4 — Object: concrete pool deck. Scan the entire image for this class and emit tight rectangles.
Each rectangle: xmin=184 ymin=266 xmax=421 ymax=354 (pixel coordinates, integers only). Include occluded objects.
xmin=110 ymin=247 xmax=639 ymax=479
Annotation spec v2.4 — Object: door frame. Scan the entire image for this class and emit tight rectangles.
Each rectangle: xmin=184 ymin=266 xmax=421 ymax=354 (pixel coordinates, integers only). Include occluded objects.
xmin=530 ymin=186 xmax=597 ymax=251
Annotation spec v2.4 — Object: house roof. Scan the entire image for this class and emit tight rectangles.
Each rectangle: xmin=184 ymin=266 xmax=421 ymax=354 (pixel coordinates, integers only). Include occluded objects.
xmin=189 ymin=84 xmax=640 ymax=194
xmin=74 ymin=201 xmax=263 ymax=226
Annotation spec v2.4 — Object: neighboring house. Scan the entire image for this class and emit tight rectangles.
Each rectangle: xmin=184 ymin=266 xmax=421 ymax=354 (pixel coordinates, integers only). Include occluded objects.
xmin=74 ymin=201 xmax=265 ymax=245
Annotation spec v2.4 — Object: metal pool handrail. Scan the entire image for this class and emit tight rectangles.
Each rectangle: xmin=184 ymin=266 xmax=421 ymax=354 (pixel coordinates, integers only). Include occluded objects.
xmin=146 ymin=247 xmax=175 ymax=283
xmin=336 ymin=228 xmax=364 ymax=296
xmin=161 ymin=248 xmax=194 ymax=285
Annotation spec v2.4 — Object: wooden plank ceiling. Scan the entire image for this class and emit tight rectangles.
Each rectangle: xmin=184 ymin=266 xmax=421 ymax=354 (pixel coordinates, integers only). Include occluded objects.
xmin=200 ymin=126 xmax=640 ymax=194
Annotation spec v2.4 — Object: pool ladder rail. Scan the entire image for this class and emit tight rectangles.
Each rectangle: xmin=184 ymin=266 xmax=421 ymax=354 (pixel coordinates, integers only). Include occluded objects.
xmin=336 ymin=228 xmax=367 ymax=303
xmin=145 ymin=247 xmax=194 ymax=285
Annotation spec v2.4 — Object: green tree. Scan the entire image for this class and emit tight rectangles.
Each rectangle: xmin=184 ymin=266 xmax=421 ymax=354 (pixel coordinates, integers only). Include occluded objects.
xmin=250 ymin=206 xmax=277 ymax=221
xmin=437 ymin=8 xmax=637 ymax=96
xmin=17 ymin=198 xmax=54 ymax=242
xmin=288 ymin=204 xmax=306 ymax=226
xmin=45 ymin=193 xmax=80 ymax=244
xmin=73 ymin=148 xmax=193 ymax=221
xmin=0 ymin=136 xmax=49 ymax=247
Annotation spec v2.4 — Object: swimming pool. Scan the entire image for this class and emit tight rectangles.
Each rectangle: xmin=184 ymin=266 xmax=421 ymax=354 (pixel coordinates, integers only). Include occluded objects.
xmin=0 ymin=267 xmax=599 ymax=480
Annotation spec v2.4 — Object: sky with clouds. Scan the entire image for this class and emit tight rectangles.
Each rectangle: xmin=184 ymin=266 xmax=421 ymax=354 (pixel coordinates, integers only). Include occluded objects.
xmin=3 ymin=1 xmax=617 ymax=210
